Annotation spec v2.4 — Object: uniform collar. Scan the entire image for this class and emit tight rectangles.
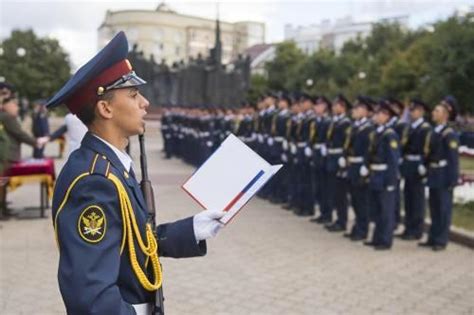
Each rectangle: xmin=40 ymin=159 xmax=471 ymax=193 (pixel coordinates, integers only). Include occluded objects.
xmin=279 ymin=109 xmax=289 ymax=116
xmin=388 ymin=116 xmax=398 ymax=126
xmin=411 ymin=117 xmax=424 ymax=129
xmin=90 ymin=133 xmax=133 ymax=172
xmin=333 ymin=113 xmax=346 ymax=122
xmin=434 ymin=124 xmax=446 ymax=133
xmin=355 ymin=117 xmax=368 ymax=127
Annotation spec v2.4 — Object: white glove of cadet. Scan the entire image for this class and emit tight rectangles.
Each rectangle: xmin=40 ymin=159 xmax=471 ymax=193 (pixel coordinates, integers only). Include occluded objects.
xmin=359 ymin=165 xmax=369 ymax=177
xmin=338 ymin=156 xmax=347 ymax=168
xmin=282 ymin=140 xmax=289 ymax=151
xmin=304 ymin=146 xmax=313 ymax=157
xmin=320 ymin=144 xmax=327 ymax=157
xmin=193 ymin=210 xmax=226 ymax=242
xmin=418 ymin=164 xmax=427 ymax=176
xmin=267 ymin=137 xmax=274 ymax=146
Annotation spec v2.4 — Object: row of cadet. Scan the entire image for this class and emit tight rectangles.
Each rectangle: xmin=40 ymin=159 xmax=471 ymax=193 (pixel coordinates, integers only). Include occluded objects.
xmin=161 ymin=92 xmax=460 ymax=251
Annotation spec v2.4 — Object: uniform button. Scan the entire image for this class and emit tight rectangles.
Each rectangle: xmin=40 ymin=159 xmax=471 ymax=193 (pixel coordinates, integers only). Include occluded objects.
xmin=124 ymin=171 xmax=129 ymax=178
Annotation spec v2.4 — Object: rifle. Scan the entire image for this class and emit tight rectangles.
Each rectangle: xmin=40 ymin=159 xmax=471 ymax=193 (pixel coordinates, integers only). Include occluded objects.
xmin=139 ymin=133 xmax=165 ymax=315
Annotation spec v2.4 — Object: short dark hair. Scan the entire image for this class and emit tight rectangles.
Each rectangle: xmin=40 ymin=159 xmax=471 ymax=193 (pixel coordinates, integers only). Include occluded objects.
xmin=2 ymin=96 xmax=17 ymax=105
xmin=76 ymin=90 xmax=115 ymax=126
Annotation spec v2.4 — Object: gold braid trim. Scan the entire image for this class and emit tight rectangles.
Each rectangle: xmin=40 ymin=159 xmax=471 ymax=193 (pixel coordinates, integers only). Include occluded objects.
xmin=108 ymin=173 xmax=163 ymax=291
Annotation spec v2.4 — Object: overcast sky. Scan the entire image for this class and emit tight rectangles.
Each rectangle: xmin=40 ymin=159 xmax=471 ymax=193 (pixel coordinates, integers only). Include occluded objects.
xmin=1 ymin=0 xmax=472 ymax=70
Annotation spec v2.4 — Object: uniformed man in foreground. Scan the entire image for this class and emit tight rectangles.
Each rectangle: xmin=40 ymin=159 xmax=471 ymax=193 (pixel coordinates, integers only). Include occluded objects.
xmin=46 ymin=32 xmax=225 ymax=314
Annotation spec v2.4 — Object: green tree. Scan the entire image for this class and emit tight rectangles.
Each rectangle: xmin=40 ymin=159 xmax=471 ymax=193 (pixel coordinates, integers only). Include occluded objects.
xmin=0 ymin=29 xmax=71 ymax=101
xmin=264 ymin=41 xmax=306 ymax=91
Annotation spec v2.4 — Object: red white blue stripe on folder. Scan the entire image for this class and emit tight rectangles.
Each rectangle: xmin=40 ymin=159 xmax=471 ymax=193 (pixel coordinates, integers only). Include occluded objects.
xmin=224 ymin=170 xmax=265 ymax=211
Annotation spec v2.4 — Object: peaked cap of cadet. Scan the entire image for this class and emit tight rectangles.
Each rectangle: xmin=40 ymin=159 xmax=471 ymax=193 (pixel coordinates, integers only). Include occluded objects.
xmin=333 ymin=93 xmax=352 ymax=108
xmin=355 ymin=95 xmax=376 ymax=111
xmin=409 ymin=98 xmax=430 ymax=112
xmin=441 ymin=95 xmax=458 ymax=121
xmin=45 ymin=31 xmax=146 ymax=114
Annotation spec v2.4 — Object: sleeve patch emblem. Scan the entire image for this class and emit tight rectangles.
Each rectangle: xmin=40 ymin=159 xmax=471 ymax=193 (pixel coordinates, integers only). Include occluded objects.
xmin=449 ymin=140 xmax=458 ymax=149
xmin=78 ymin=205 xmax=107 ymax=243
xmin=390 ymin=140 xmax=398 ymax=149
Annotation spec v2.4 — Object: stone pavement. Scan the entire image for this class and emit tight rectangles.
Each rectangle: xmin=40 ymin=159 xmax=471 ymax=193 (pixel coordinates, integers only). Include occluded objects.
xmin=1 ymin=120 xmax=473 ymax=315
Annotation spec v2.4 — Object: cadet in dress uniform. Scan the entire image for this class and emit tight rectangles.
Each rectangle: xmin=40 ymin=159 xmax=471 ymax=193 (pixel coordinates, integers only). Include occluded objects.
xmin=269 ymin=94 xmax=292 ymax=204
xmin=364 ymin=101 xmax=400 ymax=250
xmin=387 ymin=98 xmax=409 ymax=228
xmin=45 ymin=32 xmax=225 ymax=315
xmin=324 ymin=94 xmax=352 ymax=232
xmin=282 ymin=96 xmax=303 ymax=211
xmin=344 ymin=96 xmax=375 ymax=241
xmin=294 ymin=94 xmax=316 ymax=216
xmin=398 ymin=99 xmax=432 ymax=240
xmin=310 ymin=96 xmax=331 ymax=224
xmin=160 ymin=106 xmax=173 ymax=159
xmin=419 ymin=96 xmax=459 ymax=251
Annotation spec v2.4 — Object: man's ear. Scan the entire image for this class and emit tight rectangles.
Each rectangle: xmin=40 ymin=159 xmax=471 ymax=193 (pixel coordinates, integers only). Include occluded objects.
xmin=96 ymin=99 xmax=113 ymax=120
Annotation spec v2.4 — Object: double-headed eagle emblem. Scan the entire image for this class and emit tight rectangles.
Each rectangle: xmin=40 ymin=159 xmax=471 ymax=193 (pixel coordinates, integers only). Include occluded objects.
xmin=78 ymin=206 xmax=107 ymax=243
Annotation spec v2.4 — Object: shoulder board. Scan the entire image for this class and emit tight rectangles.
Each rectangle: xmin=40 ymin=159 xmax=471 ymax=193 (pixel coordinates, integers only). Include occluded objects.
xmin=421 ymin=122 xmax=431 ymax=129
xmin=89 ymin=153 xmax=111 ymax=178
xmin=383 ymin=128 xmax=396 ymax=136
xmin=442 ymin=127 xmax=454 ymax=137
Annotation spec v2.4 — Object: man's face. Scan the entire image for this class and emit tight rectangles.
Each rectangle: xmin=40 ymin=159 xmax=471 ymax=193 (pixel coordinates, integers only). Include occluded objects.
xmin=278 ymin=99 xmax=289 ymax=110
xmin=432 ymin=105 xmax=447 ymax=124
xmin=374 ymin=111 xmax=390 ymax=125
xmin=108 ymin=87 xmax=149 ymax=136
xmin=314 ymin=102 xmax=327 ymax=116
xmin=352 ymin=105 xmax=363 ymax=120
xmin=3 ymin=99 xmax=19 ymax=117
xmin=332 ymin=102 xmax=345 ymax=115
xmin=410 ymin=107 xmax=424 ymax=121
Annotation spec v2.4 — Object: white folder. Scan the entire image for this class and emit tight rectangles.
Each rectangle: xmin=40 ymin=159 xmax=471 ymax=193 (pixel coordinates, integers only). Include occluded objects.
xmin=182 ymin=134 xmax=282 ymax=224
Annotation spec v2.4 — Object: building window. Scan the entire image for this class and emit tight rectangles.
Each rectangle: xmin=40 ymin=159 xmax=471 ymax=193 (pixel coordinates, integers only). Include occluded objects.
xmin=160 ymin=43 xmax=164 ymax=50
xmin=175 ymin=46 xmax=180 ymax=55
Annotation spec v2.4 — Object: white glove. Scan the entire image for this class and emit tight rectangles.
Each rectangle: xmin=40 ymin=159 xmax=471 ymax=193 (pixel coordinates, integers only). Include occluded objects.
xmin=206 ymin=141 xmax=213 ymax=147
xmin=281 ymin=153 xmax=288 ymax=163
xmin=193 ymin=210 xmax=226 ymax=242
xmin=360 ymin=165 xmax=369 ymax=177
xmin=418 ymin=164 xmax=427 ymax=176
xmin=36 ymin=136 xmax=50 ymax=148
xmin=282 ymin=140 xmax=289 ymax=151
xmin=290 ymin=143 xmax=297 ymax=154
xmin=338 ymin=157 xmax=347 ymax=168
xmin=267 ymin=137 xmax=274 ymax=146
xmin=320 ymin=144 xmax=327 ymax=157
xmin=257 ymin=134 xmax=264 ymax=143
xmin=304 ymin=146 xmax=313 ymax=157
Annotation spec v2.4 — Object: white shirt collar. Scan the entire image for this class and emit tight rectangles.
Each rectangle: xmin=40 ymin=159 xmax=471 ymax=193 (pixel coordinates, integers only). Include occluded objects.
xmin=333 ymin=113 xmax=345 ymax=122
xmin=411 ymin=117 xmax=424 ymax=129
xmin=356 ymin=117 xmax=368 ymax=127
xmin=93 ymin=134 xmax=133 ymax=172
xmin=388 ymin=116 xmax=398 ymax=126
xmin=434 ymin=124 xmax=445 ymax=133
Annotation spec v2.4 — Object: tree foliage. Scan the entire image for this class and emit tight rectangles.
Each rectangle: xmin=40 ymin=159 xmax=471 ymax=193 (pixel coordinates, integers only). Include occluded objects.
xmin=0 ymin=29 xmax=71 ymax=101
xmin=252 ymin=13 xmax=474 ymax=114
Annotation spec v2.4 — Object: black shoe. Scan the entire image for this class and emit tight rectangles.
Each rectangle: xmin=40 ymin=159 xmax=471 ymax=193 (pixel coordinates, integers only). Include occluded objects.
xmin=401 ymin=234 xmax=422 ymax=241
xmin=374 ymin=245 xmax=391 ymax=250
xmin=364 ymin=241 xmax=377 ymax=247
xmin=315 ymin=217 xmax=331 ymax=224
xmin=418 ymin=241 xmax=434 ymax=247
xmin=343 ymin=233 xmax=353 ymax=238
xmin=296 ymin=212 xmax=312 ymax=217
xmin=350 ymin=235 xmax=366 ymax=241
xmin=432 ymin=245 xmax=447 ymax=252
xmin=282 ymin=204 xmax=293 ymax=210
xmin=326 ymin=223 xmax=345 ymax=232
xmin=394 ymin=233 xmax=408 ymax=239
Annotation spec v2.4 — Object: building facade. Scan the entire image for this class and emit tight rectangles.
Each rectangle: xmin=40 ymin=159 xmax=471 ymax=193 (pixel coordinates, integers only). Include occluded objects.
xmin=284 ymin=15 xmax=409 ymax=54
xmin=98 ymin=3 xmax=265 ymax=65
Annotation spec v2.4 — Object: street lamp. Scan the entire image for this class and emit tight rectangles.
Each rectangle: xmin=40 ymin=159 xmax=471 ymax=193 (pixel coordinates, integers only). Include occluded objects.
xmin=358 ymin=71 xmax=366 ymax=79
xmin=306 ymin=78 xmax=314 ymax=87
xmin=16 ymin=47 xmax=26 ymax=57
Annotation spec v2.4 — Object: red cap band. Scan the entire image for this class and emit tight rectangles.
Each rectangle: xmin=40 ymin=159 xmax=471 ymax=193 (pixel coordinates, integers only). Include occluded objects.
xmin=67 ymin=59 xmax=132 ymax=114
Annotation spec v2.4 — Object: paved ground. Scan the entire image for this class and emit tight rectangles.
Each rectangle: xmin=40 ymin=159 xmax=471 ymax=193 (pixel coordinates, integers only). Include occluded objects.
xmin=1 ymin=119 xmax=473 ymax=315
